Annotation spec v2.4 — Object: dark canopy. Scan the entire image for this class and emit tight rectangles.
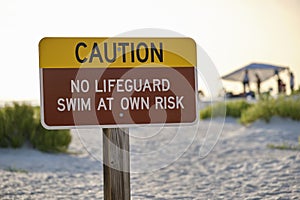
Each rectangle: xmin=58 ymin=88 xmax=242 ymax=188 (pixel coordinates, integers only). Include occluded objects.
xmin=222 ymin=63 xmax=288 ymax=83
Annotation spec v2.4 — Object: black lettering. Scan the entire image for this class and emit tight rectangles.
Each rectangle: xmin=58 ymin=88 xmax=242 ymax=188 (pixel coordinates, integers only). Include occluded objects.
xmin=89 ymin=43 xmax=103 ymax=63
xmin=118 ymin=42 xmax=129 ymax=62
xmin=104 ymin=43 xmax=116 ymax=63
xmin=136 ymin=42 xmax=148 ymax=63
xmin=130 ymin=42 xmax=135 ymax=62
xmin=151 ymin=42 xmax=163 ymax=62
xmin=75 ymin=42 xmax=87 ymax=63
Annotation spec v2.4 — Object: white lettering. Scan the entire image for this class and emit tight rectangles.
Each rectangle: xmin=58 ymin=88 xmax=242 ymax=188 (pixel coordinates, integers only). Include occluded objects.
xmin=155 ymin=96 xmax=164 ymax=109
xmin=57 ymin=98 xmax=91 ymax=111
xmin=95 ymin=80 xmax=104 ymax=92
xmin=142 ymin=79 xmax=152 ymax=92
xmin=162 ymin=79 xmax=170 ymax=91
xmin=120 ymin=97 xmax=150 ymax=110
xmin=97 ymin=97 xmax=114 ymax=110
xmin=167 ymin=96 xmax=175 ymax=109
xmin=155 ymin=96 xmax=184 ymax=110
xmin=108 ymin=79 xmax=115 ymax=92
xmin=152 ymin=79 xmax=161 ymax=92
xmin=71 ymin=80 xmax=79 ymax=93
xmin=81 ymin=98 xmax=91 ymax=110
xmin=107 ymin=97 xmax=114 ymax=110
xmin=57 ymin=98 xmax=65 ymax=111
xmin=95 ymin=78 xmax=171 ymax=93
xmin=176 ymin=96 xmax=184 ymax=109
xmin=120 ymin=97 xmax=129 ymax=110
xmin=71 ymin=80 xmax=89 ymax=93
xmin=124 ymin=79 xmax=133 ymax=92
xmin=116 ymin=79 xmax=124 ymax=92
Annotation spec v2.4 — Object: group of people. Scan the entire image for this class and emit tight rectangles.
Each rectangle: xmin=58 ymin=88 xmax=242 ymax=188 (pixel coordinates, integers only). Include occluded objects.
xmin=242 ymin=69 xmax=295 ymax=95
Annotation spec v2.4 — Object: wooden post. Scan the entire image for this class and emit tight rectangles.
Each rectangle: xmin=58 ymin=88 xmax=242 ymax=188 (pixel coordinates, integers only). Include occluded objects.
xmin=103 ymin=128 xmax=130 ymax=200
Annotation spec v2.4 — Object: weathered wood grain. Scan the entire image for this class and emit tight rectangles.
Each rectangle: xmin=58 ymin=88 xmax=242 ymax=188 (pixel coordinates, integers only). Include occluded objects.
xmin=103 ymin=128 xmax=130 ymax=200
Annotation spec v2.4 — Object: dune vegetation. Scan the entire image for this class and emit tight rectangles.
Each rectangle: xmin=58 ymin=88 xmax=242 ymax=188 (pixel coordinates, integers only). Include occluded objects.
xmin=0 ymin=103 xmax=71 ymax=153
xmin=200 ymin=100 xmax=251 ymax=120
xmin=200 ymin=96 xmax=300 ymax=124
xmin=240 ymin=96 xmax=300 ymax=124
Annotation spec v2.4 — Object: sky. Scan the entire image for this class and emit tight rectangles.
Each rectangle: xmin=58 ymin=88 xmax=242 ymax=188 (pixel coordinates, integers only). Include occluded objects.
xmin=0 ymin=0 xmax=300 ymax=101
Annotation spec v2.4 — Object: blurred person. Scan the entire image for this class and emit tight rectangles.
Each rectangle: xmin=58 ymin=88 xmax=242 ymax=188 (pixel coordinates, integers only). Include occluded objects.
xmin=275 ymin=69 xmax=285 ymax=94
xmin=255 ymin=73 xmax=261 ymax=94
xmin=290 ymin=72 xmax=295 ymax=93
xmin=243 ymin=69 xmax=250 ymax=94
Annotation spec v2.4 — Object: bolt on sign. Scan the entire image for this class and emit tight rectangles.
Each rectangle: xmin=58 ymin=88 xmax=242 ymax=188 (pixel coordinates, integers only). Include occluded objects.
xmin=39 ymin=37 xmax=197 ymax=129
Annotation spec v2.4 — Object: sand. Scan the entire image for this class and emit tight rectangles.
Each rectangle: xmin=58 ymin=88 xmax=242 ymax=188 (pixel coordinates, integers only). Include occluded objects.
xmin=0 ymin=117 xmax=300 ymax=199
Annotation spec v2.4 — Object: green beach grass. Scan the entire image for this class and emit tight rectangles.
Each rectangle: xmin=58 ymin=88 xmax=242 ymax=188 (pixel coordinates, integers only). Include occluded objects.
xmin=240 ymin=96 xmax=300 ymax=124
xmin=200 ymin=100 xmax=251 ymax=119
xmin=200 ymin=96 xmax=300 ymax=124
xmin=267 ymin=136 xmax=300 ymax=151
xmin=0 ymin=103 xmax=71 ymax=153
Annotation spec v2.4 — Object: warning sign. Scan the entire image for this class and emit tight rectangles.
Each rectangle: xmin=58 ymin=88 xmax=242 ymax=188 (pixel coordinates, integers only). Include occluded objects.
xmin=39 ymin=37 xmax=197 ymax=128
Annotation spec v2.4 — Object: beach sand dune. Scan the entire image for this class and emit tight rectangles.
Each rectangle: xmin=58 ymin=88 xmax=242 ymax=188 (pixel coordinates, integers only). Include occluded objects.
xmin=1 ymin=117 xmax=300 ymax=199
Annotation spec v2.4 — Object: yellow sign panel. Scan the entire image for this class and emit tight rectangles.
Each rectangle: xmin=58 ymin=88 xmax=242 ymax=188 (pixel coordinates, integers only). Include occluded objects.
xmin=39 ymin=37 xmax=196 ymax=68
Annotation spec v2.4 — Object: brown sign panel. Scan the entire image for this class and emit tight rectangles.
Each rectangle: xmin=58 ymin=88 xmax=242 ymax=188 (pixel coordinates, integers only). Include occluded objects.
xmin=39 ymin=38 xmax=197 ymax=128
